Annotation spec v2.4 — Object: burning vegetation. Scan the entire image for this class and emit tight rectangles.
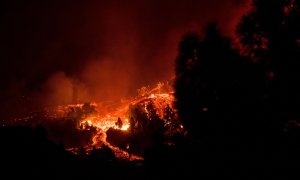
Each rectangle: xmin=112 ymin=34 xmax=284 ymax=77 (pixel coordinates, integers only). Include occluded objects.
xmin=10 ymin=82 xmax=184 ymax=160
xmin=2 ymin=0 xmax=300 ymax=178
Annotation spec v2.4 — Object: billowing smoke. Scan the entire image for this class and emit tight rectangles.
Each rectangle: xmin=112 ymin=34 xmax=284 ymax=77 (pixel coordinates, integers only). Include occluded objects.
xmin=0 ymin=0 xmax=252 ymax=121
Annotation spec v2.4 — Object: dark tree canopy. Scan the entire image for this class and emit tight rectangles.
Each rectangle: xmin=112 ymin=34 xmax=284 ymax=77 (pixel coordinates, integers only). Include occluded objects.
xmin=174 ymin=0 xmax=300 ymax=141
xmin=174 ymin=24 xmax=250 ymax=140
xmin=170 ymin=1 xmax=300 ymax=177
xmin=238 ymin=0 xmax=300 ymax=126
xmin=3 ymin=0 xmax=300 ymax=179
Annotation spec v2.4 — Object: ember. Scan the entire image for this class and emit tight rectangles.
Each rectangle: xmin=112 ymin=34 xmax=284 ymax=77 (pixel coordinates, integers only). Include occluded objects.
xmin=11 ymin=82 xmax=183 ymax=160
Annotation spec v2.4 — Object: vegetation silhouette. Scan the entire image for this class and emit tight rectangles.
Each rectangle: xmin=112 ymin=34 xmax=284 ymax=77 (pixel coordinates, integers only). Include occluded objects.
xmin=163 ymin=0 xmax=300 ymax=178
xmin=1 ymin=0 xmax=300 ymax=179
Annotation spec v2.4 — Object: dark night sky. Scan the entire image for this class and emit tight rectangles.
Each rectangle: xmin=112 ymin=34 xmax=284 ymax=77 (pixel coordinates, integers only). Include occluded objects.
xmin=0 ymin=0 xmax=251 ymax=120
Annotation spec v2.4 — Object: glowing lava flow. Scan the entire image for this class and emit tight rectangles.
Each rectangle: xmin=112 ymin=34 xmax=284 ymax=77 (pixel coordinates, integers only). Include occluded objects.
xmin=11 ymin=82 xmax=178 ymax=161
xmin=66 ymin=82 xmax=176 ymax=160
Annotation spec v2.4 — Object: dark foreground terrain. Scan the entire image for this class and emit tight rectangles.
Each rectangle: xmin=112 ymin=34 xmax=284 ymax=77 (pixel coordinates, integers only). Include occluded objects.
xmin=1 ymin=124 xmax=300 ymax=179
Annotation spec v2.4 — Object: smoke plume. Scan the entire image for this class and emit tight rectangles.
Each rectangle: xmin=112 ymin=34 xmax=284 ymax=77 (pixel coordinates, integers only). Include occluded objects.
xmin=0 ymin=0 xmax=252 ymax=120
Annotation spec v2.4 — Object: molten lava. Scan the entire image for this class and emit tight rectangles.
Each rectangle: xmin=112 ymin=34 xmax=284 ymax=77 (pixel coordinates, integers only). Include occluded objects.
xmin=12 ymin=82 xmax=182 ymax=161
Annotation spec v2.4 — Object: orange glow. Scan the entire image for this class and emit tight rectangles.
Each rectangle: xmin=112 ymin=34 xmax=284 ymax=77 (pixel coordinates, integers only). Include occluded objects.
xmin=11 ymin=81 xmax=180 ymax=161
xmin=38 ymin=82 xmax=176 ymax=160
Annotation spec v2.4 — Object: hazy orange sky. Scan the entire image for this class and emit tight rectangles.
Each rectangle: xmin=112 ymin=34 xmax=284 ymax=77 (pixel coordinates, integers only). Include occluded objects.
xmin=0 ymin=0 xmax=251 ymax=119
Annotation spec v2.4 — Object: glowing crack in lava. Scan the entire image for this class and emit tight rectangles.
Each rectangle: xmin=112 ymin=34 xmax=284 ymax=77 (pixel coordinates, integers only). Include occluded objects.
xmin=13 ymin=82 xmax=183 ymax=161
xmin=72 ymin=82 xmax=179 ymax=159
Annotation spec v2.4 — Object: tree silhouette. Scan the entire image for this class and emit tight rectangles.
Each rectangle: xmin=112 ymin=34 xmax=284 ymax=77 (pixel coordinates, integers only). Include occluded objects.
xmin=173 ymin=32 xmax=201 ymax=139
xmin=238 ymin=1 xmax=300 ymax=175
xmin=174 ymin=24 xmax=248 ymax=141
xmin=172 ymin=22 xmax=280 ymax=178
xmin=238 ymin=0 xmax=300 ymax=136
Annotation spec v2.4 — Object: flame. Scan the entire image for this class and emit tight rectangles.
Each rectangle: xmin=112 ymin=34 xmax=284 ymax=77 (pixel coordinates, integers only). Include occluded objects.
xmin=12 ymin=82 xmax=179 ymax=161
xmin=76 ymin=82 xmax=175 ymax=138
xmin=75 ymin=82 xmax=176 ymax=159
